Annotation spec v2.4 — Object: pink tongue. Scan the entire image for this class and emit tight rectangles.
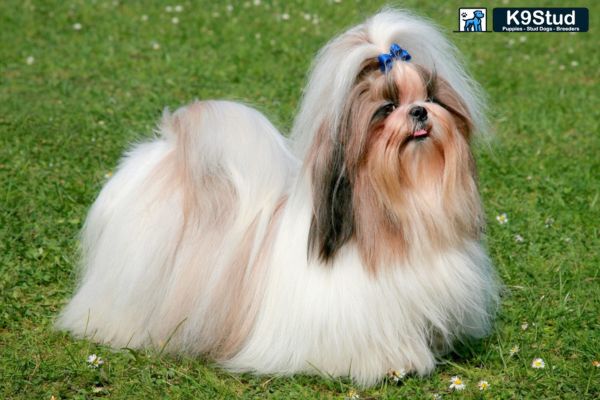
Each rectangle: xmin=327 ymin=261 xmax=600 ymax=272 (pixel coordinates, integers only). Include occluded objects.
xmin=413 ymin=129 xmax=428 ymax=137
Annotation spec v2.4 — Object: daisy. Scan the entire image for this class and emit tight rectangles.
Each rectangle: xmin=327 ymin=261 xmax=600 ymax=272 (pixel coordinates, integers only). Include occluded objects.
xmin=509 ymin=345 xmax=520 ymax=356
xmin=514 ymin=234 xmax=524 ymax=243
xmin=26 ymin=56 xmax=35 ymax=65
xmin=141 ymin=14 xmax=148 ymax=21
xmin=171 ymin=17 xmax=179 ymax=24
xmin=73 ymin=22 xmax=82 ymax=30
xmin=387 ymin=368 xmax=407 ymax=383
xmin=87 ymin=354 xmax=104 ymax=368
xmin=165 ymin=5 xmax=173 ymax=12
xmin=521 ymin=322 xmax=529 ymax=330
xmin=449 ymin=376 xmax=465 ymax=391
xmin=570 ymin=61 xmax=579 ymax=67
xmin=151 ymin=42 xmax=160 ymax=50
xmin=174 ymin=5 xmax=183 ymax=12
xmin=281 ymin=13 xmax=290 ymax=21
xmin=496 ymin=213 xmax=508 ymax=225
xmin=253 ymin=0 xmax=261 ymax=5
xmin=477 ymin=380 xmax=490 ymax=391
xmin=531 ymin=357 xmax=545 ymax=369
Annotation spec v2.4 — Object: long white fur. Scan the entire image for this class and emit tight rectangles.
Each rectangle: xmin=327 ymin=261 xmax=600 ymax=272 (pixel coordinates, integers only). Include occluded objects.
xmin=58 ymin=9 xmax=498 ymax=387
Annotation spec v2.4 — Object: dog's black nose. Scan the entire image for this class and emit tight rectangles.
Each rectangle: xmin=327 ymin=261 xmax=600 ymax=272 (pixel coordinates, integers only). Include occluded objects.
xmin=409 ymin=106 xmax=428 ymax=122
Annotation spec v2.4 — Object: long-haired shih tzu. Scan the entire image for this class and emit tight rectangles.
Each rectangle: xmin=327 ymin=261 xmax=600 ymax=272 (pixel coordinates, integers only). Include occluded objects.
xmin=58 ymin=9 xmax=499 ymax=386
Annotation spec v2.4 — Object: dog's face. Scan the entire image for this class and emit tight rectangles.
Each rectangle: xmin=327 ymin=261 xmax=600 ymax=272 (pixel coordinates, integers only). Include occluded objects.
xmin=308 ymin=60 xmax=482 ymax=271
xmin=474 ymin=10 xmax=485 ymax=19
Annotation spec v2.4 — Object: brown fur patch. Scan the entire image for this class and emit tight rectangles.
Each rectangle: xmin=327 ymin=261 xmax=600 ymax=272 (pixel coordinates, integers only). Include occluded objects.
xmin=307 ymin=61 xmax=482 ymax=273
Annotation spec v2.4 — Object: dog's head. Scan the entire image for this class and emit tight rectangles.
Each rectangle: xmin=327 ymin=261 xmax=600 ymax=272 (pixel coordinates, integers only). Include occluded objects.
xmin=293 ymin=11 xmax=488 ymax=271
xmin=473 ymin=10 xmax=485 ymax=19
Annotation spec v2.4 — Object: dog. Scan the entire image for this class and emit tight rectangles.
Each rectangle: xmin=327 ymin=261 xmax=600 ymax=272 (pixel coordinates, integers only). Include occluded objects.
xmin=58 ymin=9 xmax=499 ymax=386
xmin=463 ymin=10 xmax=485 ymax=31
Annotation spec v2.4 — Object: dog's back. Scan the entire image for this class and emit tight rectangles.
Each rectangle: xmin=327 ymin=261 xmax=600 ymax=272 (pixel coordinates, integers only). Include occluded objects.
xmin=57 ymin=101 xmax=296 ymax=353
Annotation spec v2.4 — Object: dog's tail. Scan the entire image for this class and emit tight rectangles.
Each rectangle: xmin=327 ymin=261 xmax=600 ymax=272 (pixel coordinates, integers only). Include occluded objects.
xmin=160 ymin=101 xmax=297 ymax=222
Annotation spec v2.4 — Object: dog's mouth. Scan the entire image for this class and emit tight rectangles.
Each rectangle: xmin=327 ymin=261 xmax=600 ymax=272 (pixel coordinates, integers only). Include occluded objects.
xmin=410 ymin=123 xmax=431 ymax=142
xmin=412 ymin=128 xmax=429 ymax=141
xmin=400 ymin=124 xmax=432 ymax=147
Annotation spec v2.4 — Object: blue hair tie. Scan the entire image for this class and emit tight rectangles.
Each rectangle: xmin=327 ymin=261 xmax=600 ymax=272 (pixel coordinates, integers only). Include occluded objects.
xmin=378 ymin=43 xmax=411 ymax=73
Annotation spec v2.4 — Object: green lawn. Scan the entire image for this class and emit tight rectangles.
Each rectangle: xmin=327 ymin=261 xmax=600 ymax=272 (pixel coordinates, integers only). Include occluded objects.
xmin=1 ymin=0 xmax=598 ymax=398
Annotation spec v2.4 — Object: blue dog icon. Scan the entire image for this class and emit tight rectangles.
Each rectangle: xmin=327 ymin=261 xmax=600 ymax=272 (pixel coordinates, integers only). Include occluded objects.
xmin=463 ymin=10 xmax=485 ymax=31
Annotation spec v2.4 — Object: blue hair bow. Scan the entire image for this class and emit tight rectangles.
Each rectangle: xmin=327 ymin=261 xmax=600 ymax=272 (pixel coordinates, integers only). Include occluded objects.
xmin=378 ymin=43 xmax=411 ymax=73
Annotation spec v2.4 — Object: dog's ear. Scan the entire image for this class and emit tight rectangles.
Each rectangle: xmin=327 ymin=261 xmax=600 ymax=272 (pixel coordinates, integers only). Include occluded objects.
xmin=307 ymin=123 xmax=355 ymax=263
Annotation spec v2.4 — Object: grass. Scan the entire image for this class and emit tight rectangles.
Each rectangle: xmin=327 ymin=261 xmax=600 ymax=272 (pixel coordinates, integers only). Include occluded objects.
xmin=1 ymin=0 xmax=598 ymax=398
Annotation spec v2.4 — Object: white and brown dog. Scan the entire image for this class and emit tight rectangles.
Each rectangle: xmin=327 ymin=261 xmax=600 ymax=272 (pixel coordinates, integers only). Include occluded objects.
xmin=58 ymin=9 xmax=499 ymax=386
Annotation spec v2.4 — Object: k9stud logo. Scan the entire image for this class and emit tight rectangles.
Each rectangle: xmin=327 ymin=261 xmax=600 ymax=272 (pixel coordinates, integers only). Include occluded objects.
xmin=493 ymin=8 xmax=589 ymax=32
xmin=458 ymin=8 xmax=488 ymax=32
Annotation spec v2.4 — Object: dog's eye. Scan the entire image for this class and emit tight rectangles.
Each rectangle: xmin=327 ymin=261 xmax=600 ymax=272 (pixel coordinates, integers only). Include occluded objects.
xmin=428 ymin=97 xmax=446 ymax=108
xmin=373 ymin=102 xmax=397 ymax=120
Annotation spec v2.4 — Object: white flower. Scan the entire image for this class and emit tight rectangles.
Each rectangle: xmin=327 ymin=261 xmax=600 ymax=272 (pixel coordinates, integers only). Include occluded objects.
xmin=165 ymin=5 xmax=173 ymax=12
xmin=559 ymin=65 xmax=565 ymax=71
xmin=515 ymin=234 xmax=524 ymax=243
xmin=519 ymin=35 xmax=527 ymax=43
xmin=477 ymin=380 xmax=490 ymax=391
xmin=521 ymin=322 xmax=529 ymax=330
xmin=496 ymin=213 xmax=508 ymax=225
xmin=346 ymin=389 xmax=360 ymax=399
xmin=281 ymin=13 xmax=290 ymax=20
xmin=571 ymin=60 xmax=579 ymax=67
xmin=387 ymin=368 xmax=407 ymax=382
xmin=509 ymin=345 xmax=520 ymax=356
xmin=226 ymin=4 xmax=233 ymax=12
xmin=141 ymin=14 xmax=148 ymax=21
xmin=531 ymin=357 xmax=545 ymax=369
xmin=26 ymin=56 xmax=35 ymax=65
xmin=449 ymin=376 xmax=465 ymax=391
xmin=253 ymin=0 xmax=261 ymax=5
xmin=87 ymin=354 xmax=104 ymax=368
xmin=151 ymin=42 xmax=160 ymax=50
xmin=171 ymin=17 xmax=179 ymax=24
xmin=73 ymin=22 xmax=82 ymax=30
xmin=174 ymin=5 xmax=183 ymax=12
